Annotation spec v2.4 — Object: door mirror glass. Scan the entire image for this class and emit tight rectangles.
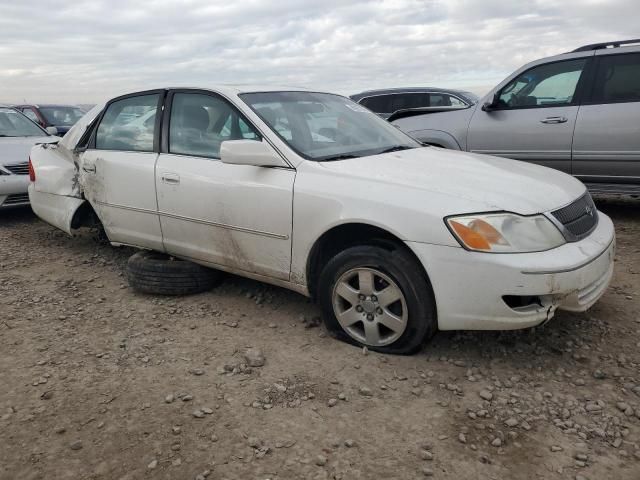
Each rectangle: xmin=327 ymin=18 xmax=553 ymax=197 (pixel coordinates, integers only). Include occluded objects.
xmin=220 ymin=140 xmax=284 ymax=167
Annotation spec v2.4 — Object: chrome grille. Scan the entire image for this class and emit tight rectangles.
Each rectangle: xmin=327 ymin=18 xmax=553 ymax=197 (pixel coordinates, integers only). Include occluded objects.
xmin=551 ymin=192 xmax=598 ymax=241
xmin=4 ymin=162 xmax=29 ymax=175
xmin=3 ymin=193 xmax=30 ymax=205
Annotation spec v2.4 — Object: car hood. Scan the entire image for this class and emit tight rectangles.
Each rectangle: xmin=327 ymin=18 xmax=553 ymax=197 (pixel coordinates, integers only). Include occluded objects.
xmin=0 ymin=136 xmax=57 ymax=166
xmin=316 ymin=147 xmax=586 ymax=215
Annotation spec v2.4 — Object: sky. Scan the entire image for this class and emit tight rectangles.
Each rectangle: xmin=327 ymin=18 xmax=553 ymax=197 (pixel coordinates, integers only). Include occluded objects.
xmin=0 ymin=0 xmax=638 ymax=104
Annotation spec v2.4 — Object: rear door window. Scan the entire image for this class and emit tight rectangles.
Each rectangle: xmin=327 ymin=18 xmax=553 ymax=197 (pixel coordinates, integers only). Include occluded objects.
xmin=360 ymin=95 xmax=393 ymax=114
xmin=590 ymin=53 xmax=640 ymax=103
xmin=391 ymin=93 xmax=430 ymax=111
xmin=95 ymin=94 xmax=160 ymax=152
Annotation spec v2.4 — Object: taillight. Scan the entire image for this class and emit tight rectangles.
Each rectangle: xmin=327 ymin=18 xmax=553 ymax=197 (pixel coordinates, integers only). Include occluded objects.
xmin=28 ymin=157 xmax=36 ymax=182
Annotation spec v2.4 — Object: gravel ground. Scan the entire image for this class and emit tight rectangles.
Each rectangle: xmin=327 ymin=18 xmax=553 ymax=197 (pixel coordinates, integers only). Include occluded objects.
xmin=1 ymin=197 xmax=639 ymax=480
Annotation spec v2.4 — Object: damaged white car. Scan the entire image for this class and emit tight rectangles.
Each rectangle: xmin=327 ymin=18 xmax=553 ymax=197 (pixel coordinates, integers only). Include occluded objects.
xmin=29 ymin=87 xmax=615 ymax=354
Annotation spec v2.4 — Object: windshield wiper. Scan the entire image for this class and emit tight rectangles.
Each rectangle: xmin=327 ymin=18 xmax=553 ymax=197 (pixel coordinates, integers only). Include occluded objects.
xmin=316 ymin=154 xmax=361 ymax=162
xmin=377 ymin=145 xmax=415 ymax=154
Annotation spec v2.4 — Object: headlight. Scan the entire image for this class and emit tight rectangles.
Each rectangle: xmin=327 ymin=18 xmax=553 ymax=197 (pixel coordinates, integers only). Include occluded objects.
xmin=446 ymin=212 xmax=565 ymax=253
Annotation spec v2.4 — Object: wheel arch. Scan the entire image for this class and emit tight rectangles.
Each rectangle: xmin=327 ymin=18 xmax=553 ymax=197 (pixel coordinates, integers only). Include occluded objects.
xmin=306 ymin=222 xmax=431 ymax=301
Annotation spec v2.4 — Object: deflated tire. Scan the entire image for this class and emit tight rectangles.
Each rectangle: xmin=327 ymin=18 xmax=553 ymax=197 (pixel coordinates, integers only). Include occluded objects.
xmin=126 ymin=251 xmax=221 ymax=295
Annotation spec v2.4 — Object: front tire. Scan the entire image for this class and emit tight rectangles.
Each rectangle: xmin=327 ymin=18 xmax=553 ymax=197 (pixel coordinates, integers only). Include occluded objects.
xmin=317 ymin=245 xmax=437 ymax=354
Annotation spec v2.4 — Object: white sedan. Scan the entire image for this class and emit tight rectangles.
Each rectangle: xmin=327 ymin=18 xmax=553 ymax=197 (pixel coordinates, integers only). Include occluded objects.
xmin=28 ymin=86 xmax=615 ymax=354
xmin=0 ymin=106 xmax=57 ymax=209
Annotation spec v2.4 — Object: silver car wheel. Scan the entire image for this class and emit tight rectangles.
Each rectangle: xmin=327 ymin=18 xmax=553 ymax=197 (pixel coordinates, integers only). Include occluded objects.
xmin=331 ymin=267 xmax=408 ymax=347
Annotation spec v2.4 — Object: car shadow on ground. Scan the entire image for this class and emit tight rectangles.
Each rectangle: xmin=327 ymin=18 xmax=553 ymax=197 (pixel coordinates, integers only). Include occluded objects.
xmin=0 ymin=206 xmax=37 ymax=225
xmin=594 ymin=194 xmax=640 ymax=222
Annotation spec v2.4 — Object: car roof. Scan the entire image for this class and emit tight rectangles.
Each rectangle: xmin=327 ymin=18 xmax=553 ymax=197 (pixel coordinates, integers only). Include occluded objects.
xmin=349 ymin=87 xmax=476 ymax=102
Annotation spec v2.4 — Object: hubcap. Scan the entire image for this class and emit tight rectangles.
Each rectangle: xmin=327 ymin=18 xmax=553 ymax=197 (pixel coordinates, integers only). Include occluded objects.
xmin=331 ymin=267 xmax=408 ymax=347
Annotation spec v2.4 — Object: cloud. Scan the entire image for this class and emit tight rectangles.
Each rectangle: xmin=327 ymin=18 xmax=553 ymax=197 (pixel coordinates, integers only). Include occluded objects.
xmin=0 ymin=0 xmax=637 ymax=103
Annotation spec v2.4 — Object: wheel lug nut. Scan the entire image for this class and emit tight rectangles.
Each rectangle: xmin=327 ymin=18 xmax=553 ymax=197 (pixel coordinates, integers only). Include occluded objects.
xmin=366 ymin=314 xmax=374 ymax=321
xmin=376 ymin=308 xmax=383 ymax=315
xmin=371 ymin=295 xmax=377 ymax=302
xmin=358 ymin=294 xmax=366 ymax=300
xmin=356 ymin=305 xmax=363 ymax=313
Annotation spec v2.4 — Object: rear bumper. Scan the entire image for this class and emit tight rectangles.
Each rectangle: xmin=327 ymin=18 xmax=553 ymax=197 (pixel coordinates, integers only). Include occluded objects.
xmin=408 ymin=212 xmax=615 ymax=330
xmin=28 ymin=185 xmax=85 ymax=235
xmin=0 ymin=175 xmax=30 ymax=208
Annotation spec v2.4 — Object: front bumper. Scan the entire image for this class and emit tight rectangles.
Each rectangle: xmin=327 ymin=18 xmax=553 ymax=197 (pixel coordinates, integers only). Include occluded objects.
xmin=0 ymin=174 xmax=30 ymax=208
xmin=408 ymin=211 xmax=615 ymax=330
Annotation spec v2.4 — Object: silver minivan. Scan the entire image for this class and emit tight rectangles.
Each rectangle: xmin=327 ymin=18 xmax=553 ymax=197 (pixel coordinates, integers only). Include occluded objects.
xmin=391 ymin=39 xmax=640 ymax=195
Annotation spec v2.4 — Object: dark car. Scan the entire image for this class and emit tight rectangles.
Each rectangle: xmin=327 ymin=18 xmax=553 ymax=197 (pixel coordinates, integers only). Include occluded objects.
xmin=13 ymin=104 xmax=86 ymax=137
xmin=350 ymin=88 xmax=479 ymax=119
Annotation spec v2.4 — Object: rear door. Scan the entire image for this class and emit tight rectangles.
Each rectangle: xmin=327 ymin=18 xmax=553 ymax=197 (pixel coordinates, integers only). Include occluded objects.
xmin=572 ymin=50 xmax=640 ymax=188
xmin=80 ymin=91 xmax=165 ymax=250
xmin=467 ymin=57 xmax=590 ymax=173
xmin=155 ymin=90 xmax=294 ymax=280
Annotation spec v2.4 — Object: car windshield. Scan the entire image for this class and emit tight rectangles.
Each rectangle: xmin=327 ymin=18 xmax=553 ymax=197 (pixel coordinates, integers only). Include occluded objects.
xmin=240 ymin=91 xmax=420 ymax=161
xmin=0 ymin=107 xmax=46 ymax=137
xmin=39 ymin=106 xmax=85 ymax=126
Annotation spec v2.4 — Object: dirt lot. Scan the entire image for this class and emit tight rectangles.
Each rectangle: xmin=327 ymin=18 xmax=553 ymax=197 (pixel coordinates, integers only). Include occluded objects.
xmin=1 ymin=197 xmax=639 ymax=480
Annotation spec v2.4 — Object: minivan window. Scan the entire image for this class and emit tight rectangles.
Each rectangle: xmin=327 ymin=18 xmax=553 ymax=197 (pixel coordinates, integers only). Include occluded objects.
xmin=95 ymin=94 xmax=159 ymax=152
xmin=39 ymin=106 xmax=85 ymax=126
xmin=498 ymin=59 xmax=586 ymax=108
xmin=591 ymin=53 xmax=640 ymax=103
xmin=169 ymin=93 xmax=259 ymax=159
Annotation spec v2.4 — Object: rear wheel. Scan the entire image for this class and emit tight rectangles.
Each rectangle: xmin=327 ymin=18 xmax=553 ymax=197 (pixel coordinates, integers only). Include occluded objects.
xmin=127 ymin=251 xmax=222 ymax=295
xmin=317 ymin=245 xmax=437 ymax=354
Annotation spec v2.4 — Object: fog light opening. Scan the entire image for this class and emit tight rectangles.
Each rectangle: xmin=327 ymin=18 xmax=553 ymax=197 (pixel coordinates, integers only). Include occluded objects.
xmin=502 ymin=295 xmax=544 ymax=311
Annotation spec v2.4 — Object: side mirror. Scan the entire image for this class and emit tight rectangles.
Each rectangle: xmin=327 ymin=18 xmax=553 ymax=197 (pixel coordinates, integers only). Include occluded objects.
xmin=220 ymin=140 xmax=285 ymax=168
xmin=45 ymin=126 xmax=59 ymax=136
xmin=481 ymin=93 xmax=500 ymax=112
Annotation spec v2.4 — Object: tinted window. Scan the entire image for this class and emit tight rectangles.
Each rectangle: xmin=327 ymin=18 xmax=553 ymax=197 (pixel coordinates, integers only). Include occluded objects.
xmin=591 ymin=53 xmax=640 ymax=103
xmin=392 ymin=93 xmax=429 ymax=111
xmin=169 ymin=93 xmax=259 ymax=159
xmin=498 ymin=59 xmax=586 ymax=108
xmin=96 ymin=94 xmax=159 ymax=151
xmin=360 ymin=95 xmax=393 ymax=114
xmin=39 ymin=106 xmax=85 ymax=126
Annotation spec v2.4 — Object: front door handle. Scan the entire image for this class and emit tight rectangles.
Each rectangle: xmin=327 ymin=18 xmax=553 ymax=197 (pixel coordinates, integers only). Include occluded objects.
xmin=540 ymin=116 xmax=568 ymax=124
xmin=161 ymin=173 xmax=180 ymax=185
xmin=82 ymin=164 xmax=96 ymax=173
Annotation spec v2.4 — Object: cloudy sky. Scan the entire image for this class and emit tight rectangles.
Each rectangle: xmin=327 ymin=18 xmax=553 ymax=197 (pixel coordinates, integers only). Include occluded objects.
xmin=0 ymin=0 xmax=637 ymax=104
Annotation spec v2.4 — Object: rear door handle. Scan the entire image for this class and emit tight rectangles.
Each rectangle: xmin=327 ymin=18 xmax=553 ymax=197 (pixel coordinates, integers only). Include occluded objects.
xmin=82 ymin=164 xmax=96 ymax=173
xmin=161 ymin=173 xmax=180 ymax=185
xmin=540 ymin=116 xmax=568 ymax=124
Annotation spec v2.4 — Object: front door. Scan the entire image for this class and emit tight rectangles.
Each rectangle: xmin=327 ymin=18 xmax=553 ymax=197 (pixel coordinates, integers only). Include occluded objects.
xmin=155 ymin=90 xmax=294 ymax=280
xmin=80 ymin=91 xmax=165 ymax=250
xmin=467 ymin=57 xmax=589 ymax=173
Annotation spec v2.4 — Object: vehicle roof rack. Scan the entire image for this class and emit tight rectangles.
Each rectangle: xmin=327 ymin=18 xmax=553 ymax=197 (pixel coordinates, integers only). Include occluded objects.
xmin=572 ymin=39 xmax=640 ymax=52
